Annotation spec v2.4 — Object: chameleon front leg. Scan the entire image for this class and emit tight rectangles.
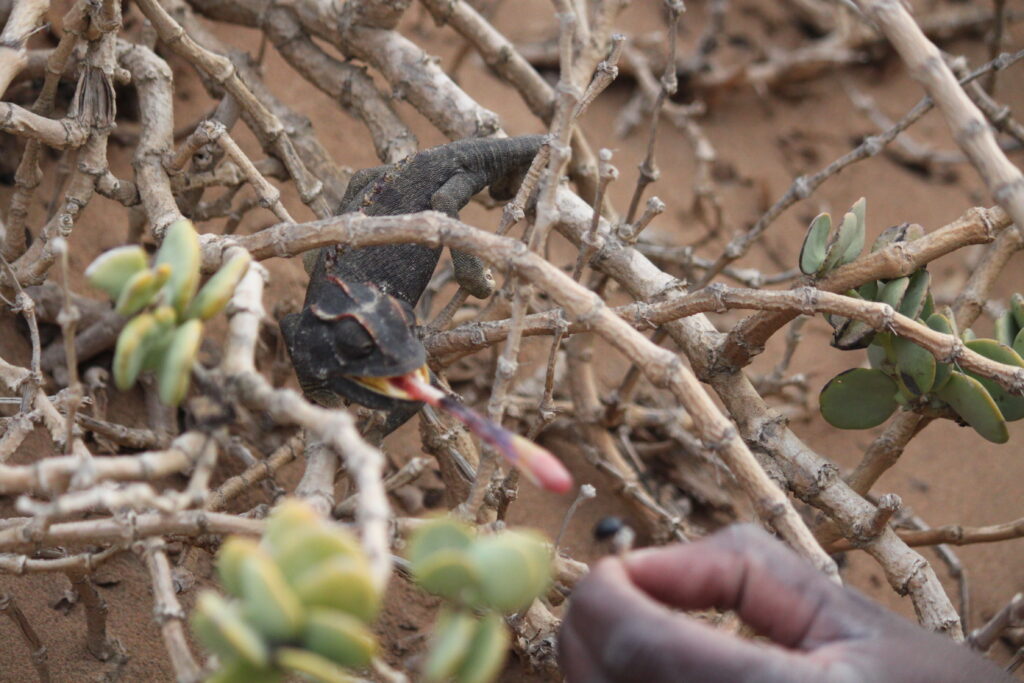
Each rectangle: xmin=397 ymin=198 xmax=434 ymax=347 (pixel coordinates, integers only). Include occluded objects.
xmin=431 ymin=174 xmax=495 ymax=299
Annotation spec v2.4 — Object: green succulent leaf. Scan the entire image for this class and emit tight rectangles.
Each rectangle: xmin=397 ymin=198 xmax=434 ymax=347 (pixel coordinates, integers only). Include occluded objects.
xmin=831 ymin=289 xmax=873 ymax=350
xmin=857 ymin=280 xmax=878 ymax=302
xmin=293 ymin=555 xmax=380 ymax=623
xmin=140 ymin=306 xmax=178 ymax=373
xmin=407 ymin=517 xmax=475 ymax=570
xmin=113 ymin=312 xmax=160 ymax=391
xmin=239 ymin=546 xmax=305 ymax=641
xmin=217 ymin=537 xmax=262 ymax=598
xmin=925 ymin=313 xmax=955 ymax=392
xmin=413 ymin=548 xmax=480 ymax=602
xmin=833 ymin=318 xmax=875 ymax=351
xmin=191 ymin=591 xmax=269 ymax=669
xmin=157 ymin=319 xmax=202 ymax=406
xmin=303 ymin=608 xmax=378 ymax=670
xmin=819 ymin=368 xmax=899 ymax=429
xmin=1014 ymin=327 xmax=1024 ymax=359
xmin=867 ymin=334 xmax=893 ymax=371
xmin=936 ymin=371 xmax=1009 ymax=444
xmin=878 ymin=276 xmax=910 ymax=310
xmin=271 ymin=525 xmax=365 ymax=585
xmin=263 ymin=498 xmax=323 ymax=550
xmin=205 ymin=660 xmax=281 ymax=683
xmin=823 ymin=210 xmax=861 ymax=272
xmin=456 ymin=612 xmax=510 ymax=683
xmin=961 ymin=328 xmax=976 ymax=342
xmin=939 ymin=306 xmax=959 ymax=339
xmin=155 ymin=219 xmax=201 ymax=315
xmin=920 ymin=291 xmax=935 ymax=321
xmin=185 ymin=250 xmax=252 ymax=320
xmin=963 ymin=339 xmax=1024 ymax=422
xmin=114 ymin=264 xmax=171 ymax=317
xmin=838 ymin=204 xmax=866 ymax=266
xmin=469 ymin=531 xmax=551 ymax=613
xmin=893 ymin=382 xmax=915 ymax=406
xmin=276 ymin=648 xmax=357 ymax=683
xmin=898 ymin=270 xmax=930 ymax=320
xmin=995 ymin=311 xmax=1019 ymax=347
xmin=799 ymin=212 xmax=832 ymax=276
xmin=850 ymin=197 xmax=866 ymax=233
xmin=423 ymin=609 xmax=477 ymax=683
xmin=85 ymin=245 xmax=148 ymax=299
xmin=1012 ymin=293 xmax=1024 ymax=330
xmin=892 ymin=336 xmax=936 ymax=396
xmin=833 ymin=277 xmax=909 ymax=352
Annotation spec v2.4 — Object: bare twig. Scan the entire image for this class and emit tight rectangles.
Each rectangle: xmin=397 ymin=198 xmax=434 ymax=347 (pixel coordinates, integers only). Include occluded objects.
xmin=696 ymin=48 xmax=1024 ymax=295
xmin=968 ymin=593 xmax=1024 ymax=652
xmin=138 ymin=539 xmax=201 ymax=683
xmin=65 ymin=569 xmax=115 ymax=661
xmin=0 ymin=592 xmax=51 ymax=682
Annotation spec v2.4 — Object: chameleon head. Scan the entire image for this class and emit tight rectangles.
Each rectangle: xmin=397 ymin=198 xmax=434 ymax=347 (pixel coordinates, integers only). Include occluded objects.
xmin=279 ymin=275 xmax=429 ymax=410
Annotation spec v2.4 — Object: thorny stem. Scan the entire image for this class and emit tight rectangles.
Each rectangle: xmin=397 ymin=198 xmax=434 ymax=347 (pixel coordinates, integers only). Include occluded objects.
xmin=622 ymin=0 xmax=681 ymax=227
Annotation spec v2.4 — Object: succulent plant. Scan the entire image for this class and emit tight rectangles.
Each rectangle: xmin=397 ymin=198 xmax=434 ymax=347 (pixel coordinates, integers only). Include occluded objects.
xmin=85 ymin=220 xmax=251 ymax=406
xmin=803 ymin=201 xmax=1024 ymax=443
xmin=797 ymin=197 xmax=866 ymax=278
xmin=192 ymin=499 xmax=381 ymax=682
xmin=407 ymin=517 xmax=553 ymax=683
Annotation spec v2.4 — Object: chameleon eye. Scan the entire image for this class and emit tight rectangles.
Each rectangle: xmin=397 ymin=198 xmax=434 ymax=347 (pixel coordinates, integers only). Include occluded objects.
xmin=332 ymin=316 xmax=375 ymax=359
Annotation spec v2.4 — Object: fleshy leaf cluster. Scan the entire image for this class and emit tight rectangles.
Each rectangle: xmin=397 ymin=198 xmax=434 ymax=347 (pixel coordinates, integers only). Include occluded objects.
xmin=806 ymin=202 xmax=1024 ymax=443
xmin=192 ymin=499 xmax=381 ymax=683
xmin=84 ymin=220 xmax=250 ymax=406
xmin=798 ymin=197 xmax=866 ymax=277
xmin=407 ymin=517 xmax=552 ymax=683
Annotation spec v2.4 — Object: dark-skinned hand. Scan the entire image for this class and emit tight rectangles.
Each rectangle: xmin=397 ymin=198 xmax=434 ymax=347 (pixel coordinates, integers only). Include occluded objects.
xmin=560 ymin=525 xmax=1012 ymax=682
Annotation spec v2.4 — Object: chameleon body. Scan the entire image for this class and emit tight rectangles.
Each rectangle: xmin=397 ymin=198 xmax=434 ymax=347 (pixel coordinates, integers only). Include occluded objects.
xmin=280 ymin=135 xmax=544 ymax=425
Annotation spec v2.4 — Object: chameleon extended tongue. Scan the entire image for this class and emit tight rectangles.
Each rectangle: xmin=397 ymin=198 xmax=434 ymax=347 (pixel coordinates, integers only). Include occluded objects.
xmin=391 ymin=374 xmax=573 ymax=494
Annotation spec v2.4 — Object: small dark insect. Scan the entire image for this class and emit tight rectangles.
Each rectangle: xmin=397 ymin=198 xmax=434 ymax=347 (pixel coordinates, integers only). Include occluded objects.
xmin=593 ymin=516 xmax=625 ymax=541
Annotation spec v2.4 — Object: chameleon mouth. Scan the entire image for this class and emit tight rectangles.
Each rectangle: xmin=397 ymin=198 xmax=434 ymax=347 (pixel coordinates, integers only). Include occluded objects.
xmin=348 ymin=365 xmax=431 ymax=401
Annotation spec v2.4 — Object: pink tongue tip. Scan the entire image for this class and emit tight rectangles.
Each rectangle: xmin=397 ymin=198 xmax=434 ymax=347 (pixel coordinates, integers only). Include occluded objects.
xmin=394 ymin=374 xmax=573 ymax=494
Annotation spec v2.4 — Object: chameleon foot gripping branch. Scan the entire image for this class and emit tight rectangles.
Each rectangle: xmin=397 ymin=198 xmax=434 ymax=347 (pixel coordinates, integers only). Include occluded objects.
xmin=279 ymin=136 xmax=573 ymax=492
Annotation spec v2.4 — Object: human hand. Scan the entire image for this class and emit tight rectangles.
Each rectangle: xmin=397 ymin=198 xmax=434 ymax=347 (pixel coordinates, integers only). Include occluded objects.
xmin=559 ymin=525 xmax=1011 ymax=682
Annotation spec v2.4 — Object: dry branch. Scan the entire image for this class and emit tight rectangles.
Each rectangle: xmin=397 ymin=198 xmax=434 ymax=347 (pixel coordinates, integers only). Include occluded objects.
xmin=0 ymin=510 xmax=263 ymax=552
xmin=139 ymin=539 xmax=202 ymax=683
xmin=831 ymin=517 xmax=1024 ymax=552
xmin=0 ymin=0 xmax=49 ymax=97
xmin=852 ymin=0 xmax=1024 ymax=247
xmin=203 ymin=211 xmax=836 ymax=577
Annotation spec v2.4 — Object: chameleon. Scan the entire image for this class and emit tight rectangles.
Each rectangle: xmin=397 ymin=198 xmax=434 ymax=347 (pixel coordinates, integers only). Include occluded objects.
xmin=279 ymin=135 xmax=545 ymax=430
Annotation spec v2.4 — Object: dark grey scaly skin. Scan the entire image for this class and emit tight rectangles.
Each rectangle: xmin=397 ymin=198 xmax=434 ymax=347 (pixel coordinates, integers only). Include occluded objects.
xmin=280 ymin=135 xmax=544 ymax=431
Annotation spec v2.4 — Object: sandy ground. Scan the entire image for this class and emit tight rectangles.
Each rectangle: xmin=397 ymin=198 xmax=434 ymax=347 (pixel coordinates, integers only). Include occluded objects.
xmin=2 ymin=0 xmax=1024 ymax=680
